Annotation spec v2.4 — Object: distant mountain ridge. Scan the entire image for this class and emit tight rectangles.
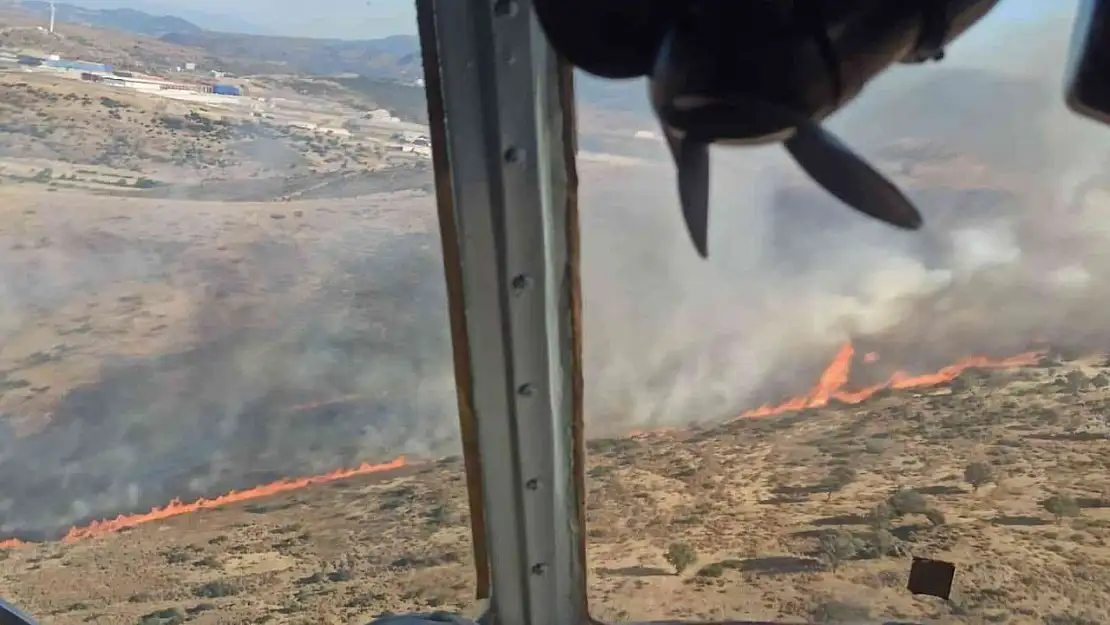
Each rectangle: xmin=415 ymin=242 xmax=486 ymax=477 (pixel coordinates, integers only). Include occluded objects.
xmin=20 ymin=1 xmax=203 ymax=37
xmin=60 ymin=0 xmax=273 ymax=35
xmin=159 ymin=31 xmax=423 ymax=80
xmin=9 ymin=1 xmax=648 ymax=115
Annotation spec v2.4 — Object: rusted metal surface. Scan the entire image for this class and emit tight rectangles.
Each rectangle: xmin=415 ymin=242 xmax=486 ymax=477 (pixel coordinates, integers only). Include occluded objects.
xmin=556 ymin=58 xmax=589 ymax=619
xmin=416 ymin=0 xmax=490 ymax=600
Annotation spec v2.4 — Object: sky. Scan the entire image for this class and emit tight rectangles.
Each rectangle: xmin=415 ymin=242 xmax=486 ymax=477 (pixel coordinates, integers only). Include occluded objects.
xmin=81 ymin=0 xmax=418 ymax=39
xmin=188 ymin=0 xmax=418 ymax=38
xmin=78 ymin=0 xmax=1060 ymax=41
xmin=948 ymin=0 xmax=1074 ymax=57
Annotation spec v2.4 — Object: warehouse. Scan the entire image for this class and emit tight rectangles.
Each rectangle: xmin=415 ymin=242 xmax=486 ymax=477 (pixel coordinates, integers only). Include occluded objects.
xmin=212 ymin=84 xmax=242 ymax=96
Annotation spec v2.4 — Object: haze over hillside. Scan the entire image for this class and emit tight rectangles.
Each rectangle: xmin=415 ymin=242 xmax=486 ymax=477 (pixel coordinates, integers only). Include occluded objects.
xmin=62 ymin=0 xmax=273 ymax=35
xmin=75 ymin=0 xmax=418 ymax=39
xmin=6 ymin=1 xmax=648 ymax=114
xmin=4 ymin=4 xmax=1110 ymax=625
xmin=0 ymin=0 xmax=1101 ymax=521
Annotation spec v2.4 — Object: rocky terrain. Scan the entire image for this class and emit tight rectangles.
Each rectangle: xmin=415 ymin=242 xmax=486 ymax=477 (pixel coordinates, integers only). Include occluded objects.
xmin=1 ymin=5 xmax=1108 ymax=625
xmin=0 ymin=71 xmax=435 ymax=200
xmin=4 ymin=357 xmax=1110 ymax=625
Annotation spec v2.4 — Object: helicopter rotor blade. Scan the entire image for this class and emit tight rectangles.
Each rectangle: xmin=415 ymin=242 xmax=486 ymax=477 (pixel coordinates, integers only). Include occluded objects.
xmin=665 ymin=129 xmax=711 ymax=258
xmin=532 ymin=0 xmax=674 ymax=79
xmin=784 ymin=120 xmax=923 ymax=230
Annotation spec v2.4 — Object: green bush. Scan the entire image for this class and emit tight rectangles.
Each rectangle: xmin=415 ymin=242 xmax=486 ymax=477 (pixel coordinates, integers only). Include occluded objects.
xmin=136 ymin=607 xmax=185 ymax=625
xmin=925 ymin=508 xmax=947 ymax=526
xmin=695 ymin=562 xmax=725 ymax=578
xmin=818 ymin=530 xmax=863 ymax=572
xmin=1043 ymin=494 xmax=1081 ymax=524
xmin=820 ymin=466 xmax=857 ymax=500
xmin=810 ymin=600 xmax=871 ymax=623
xmin=870 ymin=529 xmax=896 ymax=558
xmin=663 ymin=542 xmax=697 ymax=575
xmin=193 ymin=580 xmax=239 ymax=598
xmin=964 ymin=461 xmax=994 ymax=492
xmin=889 ymin=488 xmax=927 ymax=516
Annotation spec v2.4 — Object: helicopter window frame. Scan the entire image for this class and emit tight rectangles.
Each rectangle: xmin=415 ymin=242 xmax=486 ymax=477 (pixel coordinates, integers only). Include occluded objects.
xmin=419 ymin=1 xmax=589 ymax=625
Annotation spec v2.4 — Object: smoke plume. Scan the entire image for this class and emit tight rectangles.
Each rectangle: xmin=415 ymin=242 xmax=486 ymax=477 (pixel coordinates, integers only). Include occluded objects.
xmin=581 ymin=4 xmax=1110 ymax=429
xmin=3 ymin=3 xmax=1108 ymax=539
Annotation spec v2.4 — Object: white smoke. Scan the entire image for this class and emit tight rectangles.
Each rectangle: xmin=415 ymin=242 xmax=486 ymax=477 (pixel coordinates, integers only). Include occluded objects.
xmin=5 ymin=0 xmax=1109 ymax=538
xmin=579 ymin=1 xmax=1110 ymax=433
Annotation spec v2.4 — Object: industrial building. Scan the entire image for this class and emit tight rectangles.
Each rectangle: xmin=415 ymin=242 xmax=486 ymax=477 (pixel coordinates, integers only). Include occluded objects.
xmin=8 ymin=49 xmax=245 ymax=100
xmin=77 ymin=71 xmax=243 ymax=98
xmin=212 ymin=84 xmax=241 ymax=96
xmin=43 ymin=59 xmax=113 ymax=73
xmin=3 ymin=7 xmax=242 ymax=101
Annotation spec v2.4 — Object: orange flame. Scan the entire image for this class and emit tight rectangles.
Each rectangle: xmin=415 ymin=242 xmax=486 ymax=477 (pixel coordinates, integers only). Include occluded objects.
xmin=0 ymin=342 xmax=1045 ymax=550
xmin=742 ymin=343 xmax=1042 ymax=418
xmin=1 ymin=457 xmax=409 ymax=549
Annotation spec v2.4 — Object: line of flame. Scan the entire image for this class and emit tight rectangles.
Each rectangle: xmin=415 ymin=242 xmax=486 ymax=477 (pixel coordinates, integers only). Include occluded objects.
xmin=741 ymin=343 xmax=1043 ymax=418
xmin=0 ymin=457 xmax=408 ymax=549
xmin=1 ymin=343 xmax=1044 ymax=549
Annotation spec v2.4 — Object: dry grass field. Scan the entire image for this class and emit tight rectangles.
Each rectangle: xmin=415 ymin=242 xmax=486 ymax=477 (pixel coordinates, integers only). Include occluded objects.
xmin=0 ymin=78 xmax=1102 ymax=625
xmin=0 ymin=184 xmax=439 ymax=435
xmin=3 ymin=357 xmax=1109 ymax=625
xmin=1 ymin=9 xmax=1107 ymax=625
xmin=0 ymin=72 xmax=395 ymax=186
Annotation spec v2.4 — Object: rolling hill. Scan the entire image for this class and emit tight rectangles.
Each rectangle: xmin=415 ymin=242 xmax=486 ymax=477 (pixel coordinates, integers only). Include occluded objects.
xmin=20 ymin=1 xmax=203 ymax=37
xmin=158 ymin=31 xmax=422 ymax=80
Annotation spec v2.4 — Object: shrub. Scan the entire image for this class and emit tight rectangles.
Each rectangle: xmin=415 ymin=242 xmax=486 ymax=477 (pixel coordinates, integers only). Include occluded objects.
xmin=810 ymin=600 xmax=871 ymax=623
xmin=193 ymin=580 xmax=239 ymax=598
xmin=695 ymin=562 xmax=724 ymax=578
xmin=964 ymin=461 xmax=994 ymax=492
xmin=889 ymin=488 xmax=927 ymax=516
xmin=864 ymin=438 xmax=891 ymax=454
xmin=925 ymin=508 xmax=947 ymax=527
xmin=868 ymin=502 xmax=894 ymax=530
xmin=1043 ymin=494 xmax=1081 ymax=524
xmin=869 ymin=529 xmax=896 ymax=558
xmin=663 ymin=542 xmax=697 ymax=575
xmin=136 ymin=607 xmax=185 ymax=625
xmin=821 ymin=466 xmax=857 ymax=500
xmin=869 ymin=502 xmax=893 ymax=530
xmin=818 ymin=530 xmax=863 ymax=572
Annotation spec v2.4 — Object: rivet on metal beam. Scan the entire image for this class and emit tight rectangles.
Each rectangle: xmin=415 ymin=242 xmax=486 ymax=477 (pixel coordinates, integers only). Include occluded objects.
xmin=511 ymin=274 xmax=533 ymax=293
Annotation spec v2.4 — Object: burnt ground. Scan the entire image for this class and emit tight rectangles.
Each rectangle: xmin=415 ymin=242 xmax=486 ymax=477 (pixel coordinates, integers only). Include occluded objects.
xmin=0 ymin=186 xmax=457 ymax=542
xmin=4 ymin=360 xmax=1110 ymax=624
xmin=3 ymin=164 xmax=1109 ymax=625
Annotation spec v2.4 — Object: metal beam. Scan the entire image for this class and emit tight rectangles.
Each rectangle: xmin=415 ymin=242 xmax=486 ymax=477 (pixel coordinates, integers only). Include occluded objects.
xmin=416 ymin=0 xmax=491 ymax=601
xmin=420 ymin=2 xmax=587 ymax=625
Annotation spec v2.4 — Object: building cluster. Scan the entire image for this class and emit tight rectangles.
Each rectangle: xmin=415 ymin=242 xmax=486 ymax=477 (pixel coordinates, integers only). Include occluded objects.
xmin=14 ymin=53 xmax=243 ymax=98
xmin=389 ymin=131 xmax=431 ymax=156
xmin=0 ymin=48 xmax=433 ymax=159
